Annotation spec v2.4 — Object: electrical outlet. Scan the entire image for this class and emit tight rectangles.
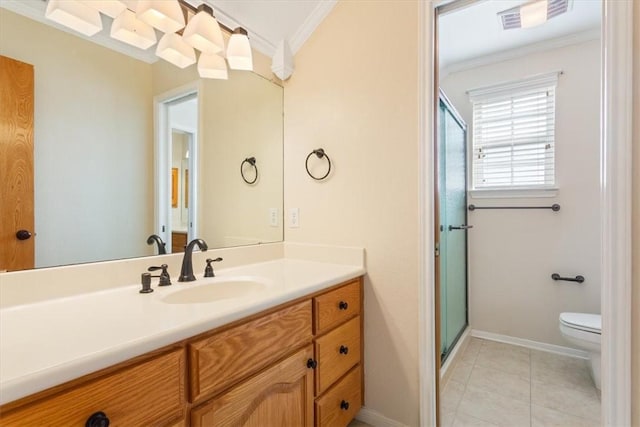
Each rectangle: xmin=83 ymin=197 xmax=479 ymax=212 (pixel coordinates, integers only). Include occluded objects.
xmin=269 ymin=208 xmax=278 ymax=227
xmin=289 ymin=208 xmax=299 ymax=228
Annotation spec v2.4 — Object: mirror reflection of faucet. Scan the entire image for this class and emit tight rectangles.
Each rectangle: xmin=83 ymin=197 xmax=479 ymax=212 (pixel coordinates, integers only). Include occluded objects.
xmin=146 ymin=234 xmax=167 ymax=255
xmin=204 ymin=257 xmax=223 ymax=277
xmin=178 ymin=239 xmax=209 ymax=282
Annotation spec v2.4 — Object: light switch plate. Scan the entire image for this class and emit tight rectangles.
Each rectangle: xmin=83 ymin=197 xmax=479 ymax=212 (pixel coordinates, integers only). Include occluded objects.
xmin=289 ymin=208 xmax=299 ymax=228
xmin=269 ymin=208 xmax=278 ymax=227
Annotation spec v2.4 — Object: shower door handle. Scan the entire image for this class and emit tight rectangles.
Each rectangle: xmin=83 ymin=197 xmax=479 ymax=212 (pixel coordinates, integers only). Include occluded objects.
xmin=448 ymin=225 xmax=473 ymax=231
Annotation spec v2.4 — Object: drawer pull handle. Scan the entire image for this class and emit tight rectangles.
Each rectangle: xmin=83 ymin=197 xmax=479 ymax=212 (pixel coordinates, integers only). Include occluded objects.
xmin=340 ymin=400 xmax=350 ymax=410
xmin=338 ymin=301 xmax=349 ymax=310
xmin=86 ymin=411 xmax=110 ymax=427
xmin=306 ymin=358 xmax=318 ymax=369
xmin=339 ymin=345 xmax=349 ymax=355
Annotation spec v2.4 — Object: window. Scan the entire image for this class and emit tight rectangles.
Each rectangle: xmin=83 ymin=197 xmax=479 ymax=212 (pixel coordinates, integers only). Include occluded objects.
xmin=469 ymin=72 xmax=559 ymax=192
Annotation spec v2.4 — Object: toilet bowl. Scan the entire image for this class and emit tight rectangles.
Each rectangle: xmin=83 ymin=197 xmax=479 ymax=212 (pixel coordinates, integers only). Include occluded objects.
xmin=559 ymin=312 xmax=601 ymax=389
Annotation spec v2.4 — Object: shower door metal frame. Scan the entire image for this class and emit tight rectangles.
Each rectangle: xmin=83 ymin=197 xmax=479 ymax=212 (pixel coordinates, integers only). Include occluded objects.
xmin=437 ymin=89 xmax=469 ymax=363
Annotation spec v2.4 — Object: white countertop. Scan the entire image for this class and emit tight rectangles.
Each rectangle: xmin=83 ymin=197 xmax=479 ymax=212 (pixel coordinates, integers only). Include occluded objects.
xmin=0 ymin=258 xmax=365 ymax=405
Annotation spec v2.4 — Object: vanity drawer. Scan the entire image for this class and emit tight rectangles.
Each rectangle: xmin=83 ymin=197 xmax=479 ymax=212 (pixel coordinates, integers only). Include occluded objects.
xmin=0 ymin=349 xmax=185 ymax=426
xmin=314 ymin=279 xmax=361 ymax=335
xmin=188 ymin=300 xmax=312 ymax=402
xmin=315 ymin=316 xmax=361 ymax=394
xmin=315 ymin=365 xmax=362 ymax=427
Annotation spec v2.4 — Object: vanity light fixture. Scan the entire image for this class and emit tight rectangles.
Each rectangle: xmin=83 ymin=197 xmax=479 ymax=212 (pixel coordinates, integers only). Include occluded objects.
xmin=110 ymin=9 xmax=157 ymax=49
xmin=45 ymin=0 xmax=103 ymax=36
xmin=156 ymin=32 xmax=196 ymax=68
xmin=182 ymin=4 xmax=225 ymax=54
xmin=499 ymin=0 xmax=571 ymax=30
xmin=43 ymin=0 xmax=255 ymax=76
xmin=82 ymin=0 xmax=127 ymax=19
xmin=136 ymin=0 xmax=185 ymax=34
xmin=198 ymin=52 xmax=228 ymax=79
xmin=226 ymin=27 xmax=253 ymax=71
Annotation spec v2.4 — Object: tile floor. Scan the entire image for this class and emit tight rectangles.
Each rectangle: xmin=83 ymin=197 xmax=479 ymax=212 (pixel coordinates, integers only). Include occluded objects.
xmin=441 ymin=338 xmax=601 ymax=427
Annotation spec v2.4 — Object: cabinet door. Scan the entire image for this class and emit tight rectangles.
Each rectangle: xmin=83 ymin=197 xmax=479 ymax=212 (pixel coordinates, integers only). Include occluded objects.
xmin=191 ymin=346 xmax=314 ymax=427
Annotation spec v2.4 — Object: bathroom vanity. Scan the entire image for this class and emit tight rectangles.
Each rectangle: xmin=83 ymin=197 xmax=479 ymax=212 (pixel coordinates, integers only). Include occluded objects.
xmin=0 ymin=254 xmax=365 ymax=426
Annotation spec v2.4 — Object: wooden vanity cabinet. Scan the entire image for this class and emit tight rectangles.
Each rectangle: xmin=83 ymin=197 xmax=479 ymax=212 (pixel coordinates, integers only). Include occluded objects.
xmin=0 ymin=348 xmax=186 ymax=426
xmin=0 ymin=277 xmax=363 ymax=427
xmin=312 ymin=279 xmax=363 ymax=426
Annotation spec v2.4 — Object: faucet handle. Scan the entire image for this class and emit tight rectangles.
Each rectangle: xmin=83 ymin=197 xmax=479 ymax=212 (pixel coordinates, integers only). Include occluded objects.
xmin=204 ymin=257 xmax=223 ymax=278
xmin=148 ymin=264 xmax=171 ymax=286
xmin=139 ymin=273 xmax=153 ymax=293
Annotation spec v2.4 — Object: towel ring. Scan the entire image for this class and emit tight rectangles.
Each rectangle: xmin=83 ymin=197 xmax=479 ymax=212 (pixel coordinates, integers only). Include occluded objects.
xmin=305 ymin=148 xmax=332 ymax=181
xmin=240 ymin=157 xmax=258 ymax=184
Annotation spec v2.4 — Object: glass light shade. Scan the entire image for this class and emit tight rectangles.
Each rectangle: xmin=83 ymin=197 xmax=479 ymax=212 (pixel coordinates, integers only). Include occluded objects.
xmin=183 ymin=10 xmax=224 ymax=54
xmin=136 ymin=0 xmax=184 ymax=33
xmin=45 ymin=0 xmax=103 ymax=36
xmin=520 ymin=0 xmax=548 ymax=28
xmin=156 ymin=33 xmax=196 ymax=68
xmin=226 ymin=29 xmax=253 ymax=71
xmin=82 ymin=0 xmax=126 ymax=18
xmin=198 ymin=53 xmax=228 ymax=80
xmin=111 ymin=9 xmax=157 ymax=49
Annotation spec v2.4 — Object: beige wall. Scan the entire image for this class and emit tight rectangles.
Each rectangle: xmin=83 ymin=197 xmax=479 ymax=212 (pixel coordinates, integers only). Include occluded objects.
xmin=284 ymin=1 xmax=422 ymax=424
xmin=441 ymin=40 xmax=601 ymax=347
xmin=632 ymin=4 xmax=639 ymax=426
xmin=0 ymin=9 xmax=154 ymax=267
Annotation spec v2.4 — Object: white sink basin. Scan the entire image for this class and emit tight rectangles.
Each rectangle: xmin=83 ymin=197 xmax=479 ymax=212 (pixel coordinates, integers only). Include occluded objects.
xmin=161 ymin=277 xmax=268 ymax=304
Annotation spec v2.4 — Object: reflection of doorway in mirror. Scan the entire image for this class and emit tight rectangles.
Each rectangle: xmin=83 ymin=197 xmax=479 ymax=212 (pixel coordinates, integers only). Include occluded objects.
xmin=156 ymin=89 xmax=199 ymax=254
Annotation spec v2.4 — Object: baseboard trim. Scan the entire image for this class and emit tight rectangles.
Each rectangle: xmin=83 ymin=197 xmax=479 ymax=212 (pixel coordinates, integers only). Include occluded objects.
xmin=441 ymin=327 xmax=471 ymax=378
xmin=355 ymin=407 xmax=407 ymax=427
xmin=471 ymin=329 xmax=589 ymax=359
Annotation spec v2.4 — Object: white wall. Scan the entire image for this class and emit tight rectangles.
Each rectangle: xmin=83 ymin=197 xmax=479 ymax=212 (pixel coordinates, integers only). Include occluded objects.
xmin=441 ymin=39 xmax=601 ymax=346
xmin=0 ymin=9 xmax=154 ymax=267
xmin=284 ymin=1 xmax=423 ymax=424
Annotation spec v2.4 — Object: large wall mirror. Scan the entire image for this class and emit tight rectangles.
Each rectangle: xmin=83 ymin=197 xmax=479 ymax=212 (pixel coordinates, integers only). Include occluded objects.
xmin=0 ymin=4 xmax=283 ymax=271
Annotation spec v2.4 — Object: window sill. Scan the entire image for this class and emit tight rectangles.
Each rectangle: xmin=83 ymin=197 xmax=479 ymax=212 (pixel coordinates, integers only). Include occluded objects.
xmin=469 ymin=187 xmax=559 ymax=199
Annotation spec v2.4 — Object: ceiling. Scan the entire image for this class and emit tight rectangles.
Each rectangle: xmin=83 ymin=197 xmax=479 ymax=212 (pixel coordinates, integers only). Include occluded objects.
xmin=439 ymin=0 xmax=601 ymax=72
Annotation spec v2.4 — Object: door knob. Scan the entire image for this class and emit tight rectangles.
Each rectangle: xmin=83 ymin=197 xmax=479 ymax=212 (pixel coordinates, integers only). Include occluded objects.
xmin=16 ymin=229 xmax=32 ymax=240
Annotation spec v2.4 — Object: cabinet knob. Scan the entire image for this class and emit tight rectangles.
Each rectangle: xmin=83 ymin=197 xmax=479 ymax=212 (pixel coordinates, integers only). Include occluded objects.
xmin=306 ymin=358 xmax=318 ymax=369
xmin=338 ymin=301 xmax=348 ymax=310
xmin=340 ymin=400 xmax=350 ymax=411
xmin=85 ymin=411 xmax=110 ymax=427
xmin=339 ymin=345 xmax=349 ymax=355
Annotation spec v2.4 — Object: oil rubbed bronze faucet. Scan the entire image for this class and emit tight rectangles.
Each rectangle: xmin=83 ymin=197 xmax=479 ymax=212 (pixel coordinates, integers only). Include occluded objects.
xmin=146 ymin=234 xmax=167 ymax=255
xmin=178 ymin=238 xmax=208 ymax=282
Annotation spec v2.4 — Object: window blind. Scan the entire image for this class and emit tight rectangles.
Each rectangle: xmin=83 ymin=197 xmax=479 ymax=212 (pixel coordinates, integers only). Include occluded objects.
xmin=469 ymin=73 xmax=558 ymax=190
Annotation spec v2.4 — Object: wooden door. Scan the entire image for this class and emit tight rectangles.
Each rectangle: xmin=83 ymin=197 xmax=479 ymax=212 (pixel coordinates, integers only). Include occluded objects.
xmin=0 ymin=55 xmax=34 ymax=271
xmin=191 ymin=346 xmax=314 ymax=427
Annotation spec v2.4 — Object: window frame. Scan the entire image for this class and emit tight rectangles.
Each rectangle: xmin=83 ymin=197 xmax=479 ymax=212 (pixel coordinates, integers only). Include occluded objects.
xmin=467 ymin=71 xmax=561 ymax=198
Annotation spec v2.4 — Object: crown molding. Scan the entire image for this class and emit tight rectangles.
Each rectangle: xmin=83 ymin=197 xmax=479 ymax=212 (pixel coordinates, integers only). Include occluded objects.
xmin=0 ymin=0 xmax=158 ymax=64
xmin=289 ymin=0 xmax=337 ymax=54
xmin=441 ymin=27 xmax=600 ymax=78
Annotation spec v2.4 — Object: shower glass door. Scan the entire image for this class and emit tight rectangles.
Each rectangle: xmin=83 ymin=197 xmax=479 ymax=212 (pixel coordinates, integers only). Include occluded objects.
xmin=439 ymin=91 xmax=468 ymax=362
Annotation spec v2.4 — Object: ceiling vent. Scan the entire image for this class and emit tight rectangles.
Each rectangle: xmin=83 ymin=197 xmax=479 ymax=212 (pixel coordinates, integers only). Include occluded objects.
xmin=499 ymin=0 xmax=573 ymax=30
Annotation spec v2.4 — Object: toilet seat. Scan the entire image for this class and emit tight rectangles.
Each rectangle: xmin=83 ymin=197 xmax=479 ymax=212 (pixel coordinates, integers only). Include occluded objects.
xmin=559 ymin=312 xmax=601 ymax=334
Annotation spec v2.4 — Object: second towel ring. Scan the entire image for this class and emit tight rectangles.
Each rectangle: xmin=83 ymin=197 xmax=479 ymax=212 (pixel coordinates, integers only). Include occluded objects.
xmin=305 ymin=148 xmax=332 ymax=181
xmin=241 ymin=157 xmax=258 ymax=184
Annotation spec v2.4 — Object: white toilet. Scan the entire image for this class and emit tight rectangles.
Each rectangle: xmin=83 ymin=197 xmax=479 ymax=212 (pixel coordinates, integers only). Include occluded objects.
xmin=559 ymin=312 xmax=602 ymax=389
